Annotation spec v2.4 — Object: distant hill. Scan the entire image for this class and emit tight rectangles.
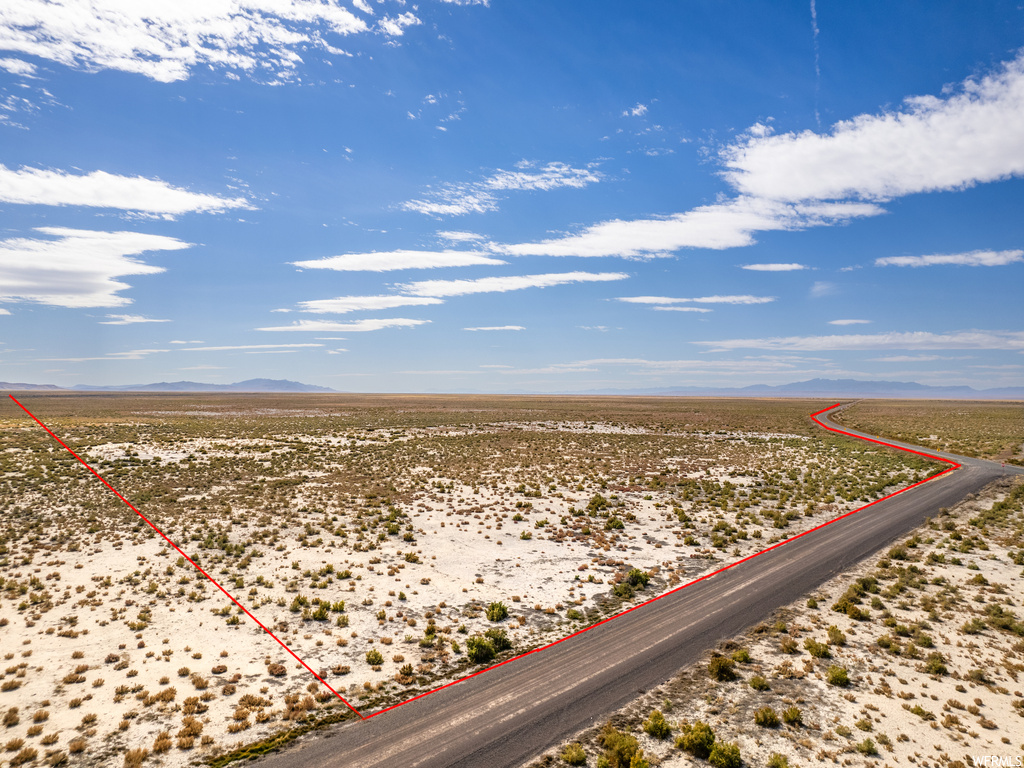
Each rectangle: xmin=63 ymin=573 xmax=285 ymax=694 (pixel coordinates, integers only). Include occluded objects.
xmin=0 ymin=382 xmax=65 ymax=391
xmin=1 ymin=379 xmax=335 ymax=393
xmin=581 ymin=378 xmax=1024 ymax=400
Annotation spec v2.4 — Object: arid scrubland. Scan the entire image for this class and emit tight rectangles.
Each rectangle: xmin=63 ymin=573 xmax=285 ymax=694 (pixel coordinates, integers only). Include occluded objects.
xmin=835 ymin=401 xmax=1024 ymax=466
xmin=0 ymin=394 xmax=944 ymax=767
xmin=529 ymin=478 xmax=1024 ymax=768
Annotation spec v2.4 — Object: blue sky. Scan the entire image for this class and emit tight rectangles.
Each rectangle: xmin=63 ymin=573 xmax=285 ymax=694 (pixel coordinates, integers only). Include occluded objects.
xmin=1 ymin=0 xmax=1022 ymax=392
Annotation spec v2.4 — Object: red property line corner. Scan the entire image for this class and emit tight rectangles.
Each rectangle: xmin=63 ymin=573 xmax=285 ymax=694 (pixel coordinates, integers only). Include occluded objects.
xmin=10 ymin=397 xmax=959 ymax=723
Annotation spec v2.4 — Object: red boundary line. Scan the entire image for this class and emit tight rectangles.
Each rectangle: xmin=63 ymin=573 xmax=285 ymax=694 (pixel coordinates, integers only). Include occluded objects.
xmin=10 ymin=397 xmax=960 ymax=723
xmin=7 ymin=395 xmax=364 ymax=719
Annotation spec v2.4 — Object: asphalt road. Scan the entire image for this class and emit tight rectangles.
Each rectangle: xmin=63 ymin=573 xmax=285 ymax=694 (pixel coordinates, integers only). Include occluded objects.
xmin=261 ymin=406 xmax=1022 ymax=768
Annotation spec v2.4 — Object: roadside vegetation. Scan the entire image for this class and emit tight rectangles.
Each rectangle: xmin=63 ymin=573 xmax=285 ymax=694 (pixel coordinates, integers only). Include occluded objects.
xmin=530 ymin=474 xmax=1024 ymax=768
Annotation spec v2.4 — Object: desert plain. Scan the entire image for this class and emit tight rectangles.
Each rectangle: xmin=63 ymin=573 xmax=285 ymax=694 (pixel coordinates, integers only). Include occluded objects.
xmin=0 ymin=394 xmax=1020 ymax=768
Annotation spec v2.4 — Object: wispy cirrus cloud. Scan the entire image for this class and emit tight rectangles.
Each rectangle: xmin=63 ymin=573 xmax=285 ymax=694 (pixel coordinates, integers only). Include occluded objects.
xmin=180 ymin=343 xmax=323 ymax=352
xmin=400 ymin=271 xmax=628 ymax=297
xmin=875 ymin=249 xmax=1023 ymax=268
xmin=401 ymin=161 xmax=601 ymax=216
xmin=0 ymin=227 xmax=190 ymax=308
xmin=291 ymin=250 xmax=506 ymax=272
xmin=740 ymin=262 xmax=808 ymax=271
xmin=828 ymin=319 xmax=870 ymax=326
xmin=0 ymin=165 xmax=251 ymax=215
xmin=99 ymin=314 xmax=170 ymax=325
xmin=694 ymin=330 xmax=1024 ymax=352
xmin=0 ymin=1 xmax=433 ymax=83
xmin=498 ymin=197 xmax=881 ymax=258
xmin=616 ymin=294 xmax=775 ymax=305
xmin=257 ymin=318 xmax=430 ymax=332
xmin=290 ymin=295 xmax=444 ymax=314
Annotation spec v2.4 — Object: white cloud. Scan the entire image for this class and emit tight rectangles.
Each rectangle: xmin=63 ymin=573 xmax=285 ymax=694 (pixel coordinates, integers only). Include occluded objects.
xmin=42 ymin=347 xmax=169 ymax=362
xmin=377 ymin=12 xmax=420 ymax=37
xmin=653 ymin=307 xmax=713 ymax=313
xmin=0 ymin=165 xmax=251 ymax=215
xmin=436 ymin=230 xmax=485 ymax=243
xmin=352 ymin=0 xmax=372 ymax=14
xmin=500 ymin=197 xmax=881 ymax=258
xmin=292 ymin=295 xmax=443 ymax=314
xmin=721 ymin=52 xmax=1024 ymax=203
xmin=828 ymin=319 xmax=870 ymax=326
xmin=99 ymin=314 xmax=170 ymax=325
xmin=0 ymin=308 xmax=10 ymax=315
xmin=809 ymin=281 xmax=835 ymax=297
xmin=488 ymin=53 xmax=1024 ymax=261
xmin=616 ymin=294 xmax=775 ymax=305
xmin=623 ymin=103 xmax=648 ymax=117
xmin=169 ymin=340 xmax=204 ymax=344
xmin=0 ymin=57 xmax=35 ymax=75
xmin=182 ymin=343 xmax=322 ymax=351
xmin=740 ymin=262 xmax=807 ymax=271
xmin=401 ymin=161 xmax=601 ymax=216
xmin=291 ymin=250 xmax=506 ymax=272
xmin=870 ymin=355 xmax=960 ymax=362
xmin=875 ymin=249 xmax=1024 ymax=268
xmin=464 ymin=325 xmax=524 ymax=331
xmin=0 ymin=1 xmax=375 ymax=82
xmin=257 ymin=318 xmax=430 ymax=332
xmin=0 ymin=227 xmax=190 ymax=308
xmin=694 ymin=330 xmax=1024 ymax=352
xmin=400 ymin=271 xmax=628 ymax=298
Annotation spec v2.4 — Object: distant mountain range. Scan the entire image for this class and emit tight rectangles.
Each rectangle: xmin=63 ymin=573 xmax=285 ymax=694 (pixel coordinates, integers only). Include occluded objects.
xmin=578 ymin=378 xmax=1024 ymax=399
xmin=1 ymin=377 xmax=1022 ymax=399
xmin=0 ymin=378 xmax=336 ymax=393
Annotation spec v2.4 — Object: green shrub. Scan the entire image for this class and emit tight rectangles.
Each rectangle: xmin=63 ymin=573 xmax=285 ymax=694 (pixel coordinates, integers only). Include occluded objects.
xmin=561 ymin=742 xmax=587 ymax=766
xmin=708 ymin=741 xmax=742 ymax=768
xmin=781 ymin=706 xmax=802 ymax=726
xmin=731 ymin=647 xmax=750 ymax=663
xmin=754 ymin=706 xmax=779 ymax=727
xmin=676 ymin=720 xmax=715 ymax=759
xmin=768 ymin=754 xmax=790 ymax=768
xmin=466 ymin=636 xmax=495 ymax=664
xmin=625 ymin=568 xmax=650 ymax=588
xmin=707 ymin=655 xmax=736 ymax=682
xmin=804 ymin=639 xmax=831 ymax=658
xmin=749 ymin=675 xmax=769 ymax=691
xmin=605 ymin=517 xmax=624 ymax=531
xmin=856 ymin=738 xmax=878 ymax=756
xmin=923 ymin=652 xmax=947 ymax=675
xmin=629 ymin=751 xmax=649 ymax=768
xmin=827 ymin=625 xmax=847 ymax=646
xmin=365 ymin=649 xmax=384 ymax=666
xmin=779 ymin=637 xmax=798 ymax=654
xmin=484 ymin=628 xmax=512 ymax=652
xmin=486 ymin=601 xmax=508 ymax=622
xmin=612 ymin=582 xmax=634 ymax=599
xmin=642 ymin=710 xmax=671 ymax=739
xmin=597 ymin=723 xmax=639 ymax=768
xmin=827 ymin=665 xmax=850 ymax=687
